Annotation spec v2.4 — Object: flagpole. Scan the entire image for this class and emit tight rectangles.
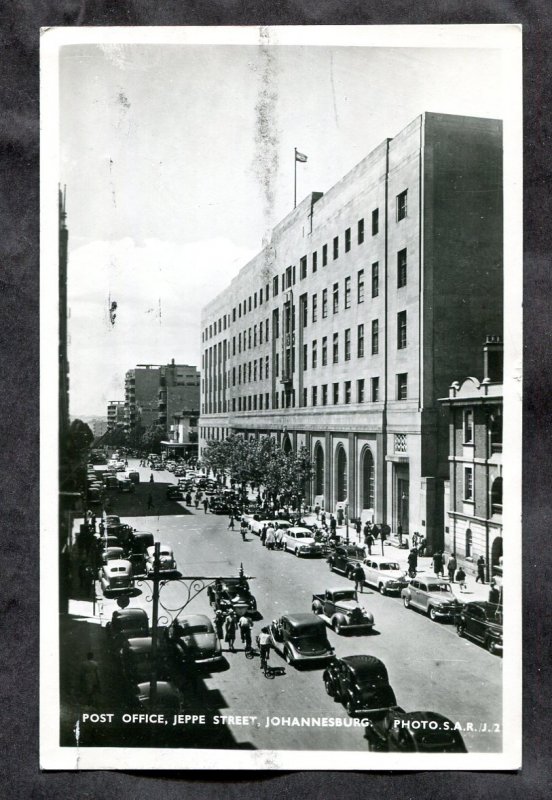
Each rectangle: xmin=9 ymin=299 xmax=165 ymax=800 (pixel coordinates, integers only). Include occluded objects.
xmin=294 ymin=147 xmax=297 ymax=209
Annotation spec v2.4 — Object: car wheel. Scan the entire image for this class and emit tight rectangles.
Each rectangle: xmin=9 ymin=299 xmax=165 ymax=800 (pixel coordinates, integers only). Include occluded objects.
xmin=295 ymin=548 xmax=301 ymax=557
xmin=332 ymin=619 xmax=342 ymax=635
xmin=379 ymin=583 xmax=386 ymax=595
xmin=457 ymin=623 xmax=465 ymax=638
xmin=345 ymin=696 xmax=356 ymax=715
xmin=403 ymin=595 xmax=410 ymax=609
xmin=486 ymin=638 xmax=498 ymax=655
xmin=324 ymin=678 xmax=335 ymax=697
xmin=429 ymin=607 xmax=438 ymax=621
xmin=285 ymin=649 xmax=294 ymax=666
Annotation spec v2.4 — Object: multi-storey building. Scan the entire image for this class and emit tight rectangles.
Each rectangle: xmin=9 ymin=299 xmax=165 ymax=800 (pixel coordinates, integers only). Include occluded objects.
xmin=441 ymin=337 xmax=503 ymax=580
xmin=124 ymin=361 xmax=200 ymax=439
xmin=199 ymin=112 xmax=503 ymax=552
xmin=107 ymin=400 xmax=125 ymax=431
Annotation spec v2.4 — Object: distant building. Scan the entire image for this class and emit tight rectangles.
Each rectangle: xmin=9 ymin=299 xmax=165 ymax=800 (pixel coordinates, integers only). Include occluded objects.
xmin=92 ymin=418 xmax=108 ymax=439
xmin=107 ymin=400 xmax=126 ymax=431
xmin=440 ymin=337 xmax=503 ymax=581
xmin=199 ymin=113 xmax=503 ymax=552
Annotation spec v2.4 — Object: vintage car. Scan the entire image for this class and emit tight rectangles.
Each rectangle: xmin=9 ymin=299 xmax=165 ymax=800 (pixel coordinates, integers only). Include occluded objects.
xmin=248 ymin=517 xmax=292 ymax=536
xmin=101 ymin=534 xmax=123 ymax=549
xmin=88 ymin=487 xmax=102 ymax=505
xmin=312 ymin=588 xmax=374 ymax=634
xmin=401 ymin=575 xmax=463 ymax=621
xmin=364 ymin=709 xmax=467 ymax=752
xmin=282 ymin=527 xmax=324 ymax=557
xmin=145 ymin=544 xmax=177 ymax=574
xmin=323 ymin=655 xmax=397 ymax=716
xmin=103 ymin=474 xmax=119 ymax=490
xmin=327 ymin=544 xmax=367 ymax=579
xmin=207 ymin=577 xmax=257 ymax=616
xmin=165 ymin=614 xmax=224 ymax=667
xmin=174 ymin=467 xmax=186 ymax=477
xmin=117 ymin=477 xmax=135 ymax=493
xmin=362 ymin=555 xmax=410 ymax=595
xmin=101 ymin=545 xmax=125 ymax=563
xmin=120 ymin=637 xmax=172 ymax=685
xmin=268 ymin=613 xmax=334 ymax=667
xmin=105 ymin=515 xmax=121 ymax=526
xmin=133 ymin=681 xmax=182 ymax=712
xmin=105 ymin=607 xmax=149 ymax=650
xmin=166 ymin=485 xmax=184 ymax=500
xmin=456 ymin=601 xmax=503 ymax=655
xmin=127 ymin=470 xmax=140 ymax=484
xmin=100 ymin=559 xmax=133 ymax=595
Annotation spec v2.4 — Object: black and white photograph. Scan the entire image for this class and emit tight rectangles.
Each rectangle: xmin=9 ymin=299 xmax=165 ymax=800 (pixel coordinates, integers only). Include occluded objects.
xmin=40 ymin=25 xmax=522 ymax=771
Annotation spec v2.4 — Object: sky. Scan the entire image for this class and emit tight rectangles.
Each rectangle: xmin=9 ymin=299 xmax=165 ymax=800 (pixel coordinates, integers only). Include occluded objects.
xmin=59 ymin=32 xmax=509 ymax=417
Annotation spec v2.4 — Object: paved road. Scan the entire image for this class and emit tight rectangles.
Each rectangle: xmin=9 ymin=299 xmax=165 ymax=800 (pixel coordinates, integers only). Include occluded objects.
xmin=92 ymin=460 xmax=502 ymax=754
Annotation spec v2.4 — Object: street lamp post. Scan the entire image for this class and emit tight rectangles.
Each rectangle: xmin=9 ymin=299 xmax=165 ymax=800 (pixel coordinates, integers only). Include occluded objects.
xmin=345 ymin=504 xmax=349 ymax=544
xmin=149 ymin=541 xmax=161 ymax=710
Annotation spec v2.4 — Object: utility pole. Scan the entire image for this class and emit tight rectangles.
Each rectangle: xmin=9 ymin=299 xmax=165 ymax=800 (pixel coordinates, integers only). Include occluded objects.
xmin=149 ymin=541 xmax=161 ymax=710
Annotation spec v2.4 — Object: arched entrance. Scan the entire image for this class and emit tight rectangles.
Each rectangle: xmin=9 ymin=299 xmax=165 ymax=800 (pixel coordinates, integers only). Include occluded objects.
xmin=491 ymin=535 xmax=503 ymax=570
xmin=314 ymin=443 xmax=324 ymax=496
xmin=361 ymin=447 xmax=375 ymax=510
xmin=335 ymin=445 xmax=347 ymax=502
xmin=491 ymin=477 xmax=503 ymax=515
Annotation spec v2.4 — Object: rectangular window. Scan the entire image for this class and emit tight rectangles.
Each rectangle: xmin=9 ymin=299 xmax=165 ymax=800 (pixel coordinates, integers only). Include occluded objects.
xmin=372 ymin=208 xmax=379 ymax=235
xmin=253 ymin=325 xmax=257 ymax=347
xmin=248 ymin=297 xmax=252 ymax=312
xmin=398 ymin=248 xmax=407 ymax=288
xmin=265 ymin=355 xmax=269 ymax=378
xmin=303 ymin=387 xmax=307 ymax=407
xmin=344 ymin=381 xmax=351 ymax=404
xmin=464 ymin=466 xmax=473 ymax=501
xmin=312 ymin=251 xmax=318 ymax=273
xmin=345 ymin=328 xmax=351 ymax=361
xmin=273 ymin=275 xmax=279 ymax=296
xmin=259 ymin=325 xmax=263 ymax=345
xmin=357 ymin=323 xmax=364 ymax=357
xmin=275 ymin=352 xmax=279 ymax=377
xmin=300 ymin=255 xmax=307 ymax=280
xmin=232 ymin=336 xmax=236 ymax=355
xmin=248 ymin=329 xmax=252 ymax=349
xmin=238 ymin=397 xmax=242 ymax=411
xmin=322 ymin=289 xmax=328 ymax=318
xmin=397 ymin=189 xmax=408 ymax=221
xmin=397 ymin=373 xmax=408 ymax=400
xmin=333 ymin=236 xmax=339 ymax=260
xmin=333 ymin=332 xmax=339 ymax=363
xmin=464 ymin=409 xmax=474 ymax=443
xmin=372 ymin=261 xmax=379 ymax=298
xmin=232 ymin=398 xmax=236 ymax=412
xmin=238 ymin=332 xmax=242 ymax=353
xmin=371 ymin=377 xmax=379 ymax=402
xmin=357 ymin=269 xmax=364 ymax=303
xmin=254 ymin=292 xmax=257 ymax=308
xmin=371 ymin=319 xmax=379 ymax=355
xmin=358 ymin=218 xmax=365 ymax=244
xmin=312 ymin=294 xmax=318 ymax=322
xmin=345 ymin=227 xmax=351 ymax=252
xmin=301 ymin=294 xmax=308 ymax=328
xmin=312 ymin=386 xmax=318 ymax=406
xmin=312 ymin=340 xmax=318 ymax=368
xmin=322 ymin=384 xmax=328 ymax=405
xmin=333 ymin=382 xmax=339 ymax=404
xmin=357 ymin=379 xmax=365 ymax=403
xmin=322 ymin=243 xmax=328 ymax=266
xmin=265 ymin=392 xmax=269 ymax=409
xmin=259 ymin=394 xmax=263 ymax=410
xmin=344 ymin=276 xmax=351 ymax=309
xmin=322 ymin=336 xmax=328 ymax=366
xmin=397 ymin=310 xmax=407 ymax=349
xmin=303 ymin=343 xmax=308 ymax=371
xmin=286 ymin=266 xmax=292 ymax=289
xmin=259 ymin=287 xmax=263 ymax=304
xmin=253 ymin=361 xmax=257 ymax=382
xmin=333 ymin=282 xmax=339 ymax=313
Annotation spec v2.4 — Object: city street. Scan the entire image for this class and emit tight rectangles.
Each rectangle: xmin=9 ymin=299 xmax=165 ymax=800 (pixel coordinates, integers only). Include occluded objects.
xmin=66 ymin=460 xmax=503 ymax=754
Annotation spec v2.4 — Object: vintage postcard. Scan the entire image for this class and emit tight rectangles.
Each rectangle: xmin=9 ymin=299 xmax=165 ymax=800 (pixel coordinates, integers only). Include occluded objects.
xmin=40 ymin=25 xmax=522 ymax=771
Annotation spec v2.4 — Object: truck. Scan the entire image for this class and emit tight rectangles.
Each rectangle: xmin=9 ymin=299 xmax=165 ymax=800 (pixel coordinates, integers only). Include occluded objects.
xmin=311 ymin=588 xmax=374 ymax=635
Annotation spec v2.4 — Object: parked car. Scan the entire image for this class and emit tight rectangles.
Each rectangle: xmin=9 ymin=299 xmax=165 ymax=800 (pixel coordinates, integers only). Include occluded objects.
xmin=328 ymin=545 xmax=366 ymax=579
xmin=323 ymin=655 xmax=397 ymax=716
xmin=101 ymin=546 xmax=125 ymax=563
xmin=100 ymin=559 xmax=133 ymax=595
xmin=145 ymin=544 xmax=177 ymax=574
xmin=88 ymin=487 xmax=102 ymax=505
xmin=105 ymin=515 xmax=121 ymax=526
xmin=103 ymin=474 xmax=119 ymax=490
xmin=312 ymin=588 xmax=374 ymax=634
xmin=401 ymin=575 xmax=463 ymax=621
xmin=207 ymin=577 xmax=257 ymax=616
xmin=456 ymin=601 xmax=503 ymax=655
xmin=127 ymin=471 xmax=140 ymax=484
xmin=362 ymin=556 xmax=409 ymax=595
xmin=268 ymin=613 xmax=334 ymax=667
xmin=364 ymin=709 xmax=467 ymax=752
xmin=166 ymin=485 xmax=184 ymax=500
xmin=282 ymin=527 xmax=324 ymax=557
xmin=133 ymin=681 xmax=182 ymax=712
xmin=165 ymin=614 xmax=223 ymax=666
xmin=120 ymin=637 xmax=171 ymax=685
xmin=118 ymin=477 xmax=135 ymax=493
xmin=106 ymin=608 xmax=149 ymax=650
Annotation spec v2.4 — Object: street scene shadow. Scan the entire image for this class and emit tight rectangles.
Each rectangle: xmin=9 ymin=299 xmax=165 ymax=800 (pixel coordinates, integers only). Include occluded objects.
xmin=103 ymin=482 xmax=193 ymax=518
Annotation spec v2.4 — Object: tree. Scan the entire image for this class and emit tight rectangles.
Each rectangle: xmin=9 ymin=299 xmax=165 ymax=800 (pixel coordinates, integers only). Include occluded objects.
xmin=66 ymin=419 xmax=94 ymax=456
xmin=141 ymin=424 xmax=166 ymax=453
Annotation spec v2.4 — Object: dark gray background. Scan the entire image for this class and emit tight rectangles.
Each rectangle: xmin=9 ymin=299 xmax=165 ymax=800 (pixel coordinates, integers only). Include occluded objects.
xmin=0 ymin=1 xmax=549 ymax=797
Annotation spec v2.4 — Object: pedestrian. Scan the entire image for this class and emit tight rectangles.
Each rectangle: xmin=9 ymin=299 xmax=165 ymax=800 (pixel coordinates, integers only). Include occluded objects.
xmin=79 ymin=651 xmax=101 ymax=706
xmin=265 ymin=526 xmax=275 ymax=550
xmin=274 ymin=526 xmax=284 ymax=550
xmin=321 ymin=511 xmax=326 ymax=528
xmin=147 ymin=494 xmax=154 ymax=511
xmin=260 ymin=524 xmax=268 ymax=545
xmin=407 ymin=548 xmax=418 ymax=578
xmin=330 ymin=514 xmax=337 ymax=534
xmin=488 ymin=579 xmax=500 ymax=604
xmin=353 ymin=563 xmax=365 ymax=593
xmin=149 ymin=473 xmax=154 ymax=483
xmin=372 ymin=523 xmax=380 ymax=541
xmin=475 ymin=555 xmax=486 ymax=583
xmin=258 ymin=626 xmax=271 ymax=667
xmin=355 ymin=519 xmax=362 ymax=537
xmin=228 ymin=514 xmax=235 ymax=530
xmin=365 ymin=532 xmax=374 ymax=555
xmin=224 ymin=611 xmax=237 ymax=652
xmin=213 ymin=609 xmax=225 ymax=640
xmin=397 ymin=523 xmax=403 ymax=545
xmin=203 ymin=497 xmax=209 ymax=514
xmin=456 ymin=567 xmax=467 ymax=592
xmin=185 ymin=492 xmax=192 ymax=506
xmin=432 ymin=551 xmax=444 ymax=578
xmin=314 ymin=503 xmax=320 ymax=520
xmin=447 ymin=553 xmax=457 ymax=583
xmin=418 ymin=535 xmax=426 ymax=556
xmin=194 ymin=494 xmax=200 ymax=509
xmin=238 ymin=612 xmax=253 ymax=650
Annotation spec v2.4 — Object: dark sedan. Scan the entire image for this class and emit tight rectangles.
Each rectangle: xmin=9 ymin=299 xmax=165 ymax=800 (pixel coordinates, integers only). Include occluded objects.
xmin=364 ymin=709 xmax=467 ymax=752
xmin=456 ymin=601 xmax=503 ymax=655
xmin=323 ymin=654 xmax=397 ymax=716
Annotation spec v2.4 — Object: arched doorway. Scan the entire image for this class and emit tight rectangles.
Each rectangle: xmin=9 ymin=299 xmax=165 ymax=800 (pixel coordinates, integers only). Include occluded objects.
xmin=491 ymin=477 xmax=503 ymax=515
xmin=491 ymin=536 xmax=503 ymax=570
xmin=336 ymin=445 xmax=347 ymax=502
xmin=314 ymin=443 xmax=324 ymax=496
xmin=361 ymin=447 xmax=375 ymax=510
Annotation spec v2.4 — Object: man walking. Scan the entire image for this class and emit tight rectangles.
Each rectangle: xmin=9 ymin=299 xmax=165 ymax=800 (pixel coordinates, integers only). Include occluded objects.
xmin=476 ymin=555 xmax=486 ymax=583
xmin=203 ymin=497 xmax=209 ymax=514
xmin=407 ymin=547 xmax=418 ymax=579
xmin=238 ymin=612 xmax=253 ymax=651
xmin=228 ymin=514 xmax=235 ymax=530
xmin=353 ymin=563 xmax=365 ymax=594
xmin=447 ymin=553 xmax=457 ymax=583
xmin=433 ymin=551 xmax=444 ymax=578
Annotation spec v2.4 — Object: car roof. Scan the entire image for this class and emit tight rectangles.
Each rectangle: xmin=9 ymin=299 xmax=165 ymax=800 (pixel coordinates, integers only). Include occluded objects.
xmin=125 ymin=637 xmax=153 ymax=651
xmin=288 ymin=527 xmax=313 ymax=534
xmin=282 ymin=613 xmax=323 ymax=626
xmin=105 ymin=559 xmax=131 ymax=569
xmin=177 ymin=614 xmax=211 ymax=627
xmin=340 ymin=655 xmax=386 ymax=671
xmin=328 ymin=587 xmax=357 ymax=594
xmin=112 ymin=608 xmax=148 ymax=622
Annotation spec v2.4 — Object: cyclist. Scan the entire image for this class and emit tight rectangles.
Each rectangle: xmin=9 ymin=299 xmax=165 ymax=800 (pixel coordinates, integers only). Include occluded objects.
xmin=238 ymin=612 xmax=253 ymax=652
xmin=257 ymin=626 xmax=271 ymax=671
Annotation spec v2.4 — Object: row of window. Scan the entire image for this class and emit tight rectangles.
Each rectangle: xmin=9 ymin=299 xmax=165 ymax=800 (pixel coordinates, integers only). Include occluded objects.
xmin=203 ymin=191 xmax=409 ymax=342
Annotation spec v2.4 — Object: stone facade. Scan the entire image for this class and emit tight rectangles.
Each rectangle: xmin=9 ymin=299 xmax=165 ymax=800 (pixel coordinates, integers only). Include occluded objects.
xmin=199 ymin=113 xmax=503 ymax=553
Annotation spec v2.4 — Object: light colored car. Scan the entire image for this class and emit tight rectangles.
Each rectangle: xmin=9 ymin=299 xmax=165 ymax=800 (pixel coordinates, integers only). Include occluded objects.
xmin=362 ymin=556 xmax=410 ymax=595
xmin=248 ymin=518 xmax=292 ymax=535
xmin=102 ymin=546 xmax=125 ymax=563
xmin=100 ymin=559 xmax=133 ymax=594
xmin=401 ymin=574 xmax=463 ymax=621
xmin=282 ymin=526 xmax=324 ymax=557
xmin=167 ymin=614 xmax=223 ymax=666
xmin=145 ymin=544 xmax=177 ymax=573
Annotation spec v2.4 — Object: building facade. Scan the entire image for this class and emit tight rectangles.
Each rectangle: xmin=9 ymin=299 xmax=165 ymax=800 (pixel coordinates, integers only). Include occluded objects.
xmin=107 ymin=400 xmax=126 ymax=431
xmin=199 ymin=113 xmax=503 ymax=552
xmin=441 ymin=337 xmax=503 ymax=580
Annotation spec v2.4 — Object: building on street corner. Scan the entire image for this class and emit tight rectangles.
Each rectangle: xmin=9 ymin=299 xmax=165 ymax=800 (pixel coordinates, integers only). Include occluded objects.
xmin=199 ymin=112 xmax=503 ymax=554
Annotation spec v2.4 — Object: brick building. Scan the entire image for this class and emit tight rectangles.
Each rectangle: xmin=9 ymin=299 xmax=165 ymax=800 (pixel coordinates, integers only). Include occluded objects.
xmin=199 ymin=113 xmax=503 ymax=552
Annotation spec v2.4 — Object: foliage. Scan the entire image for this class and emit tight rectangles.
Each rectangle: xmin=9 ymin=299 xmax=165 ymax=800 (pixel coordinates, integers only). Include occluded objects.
xmin=67 ymin=419 xmax=94 ymax=456
xmin=140 ymin=424 xmax=166 ymax=453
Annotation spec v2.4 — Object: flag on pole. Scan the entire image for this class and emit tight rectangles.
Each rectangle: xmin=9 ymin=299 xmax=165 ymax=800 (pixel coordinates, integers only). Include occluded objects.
xmin=295 ymin=150 xmax=308 ymax=163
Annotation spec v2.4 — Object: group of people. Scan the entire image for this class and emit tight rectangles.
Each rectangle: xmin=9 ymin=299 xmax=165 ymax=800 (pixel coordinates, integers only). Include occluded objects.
xmin=213 ymin=608 xmax=253 ymax=652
